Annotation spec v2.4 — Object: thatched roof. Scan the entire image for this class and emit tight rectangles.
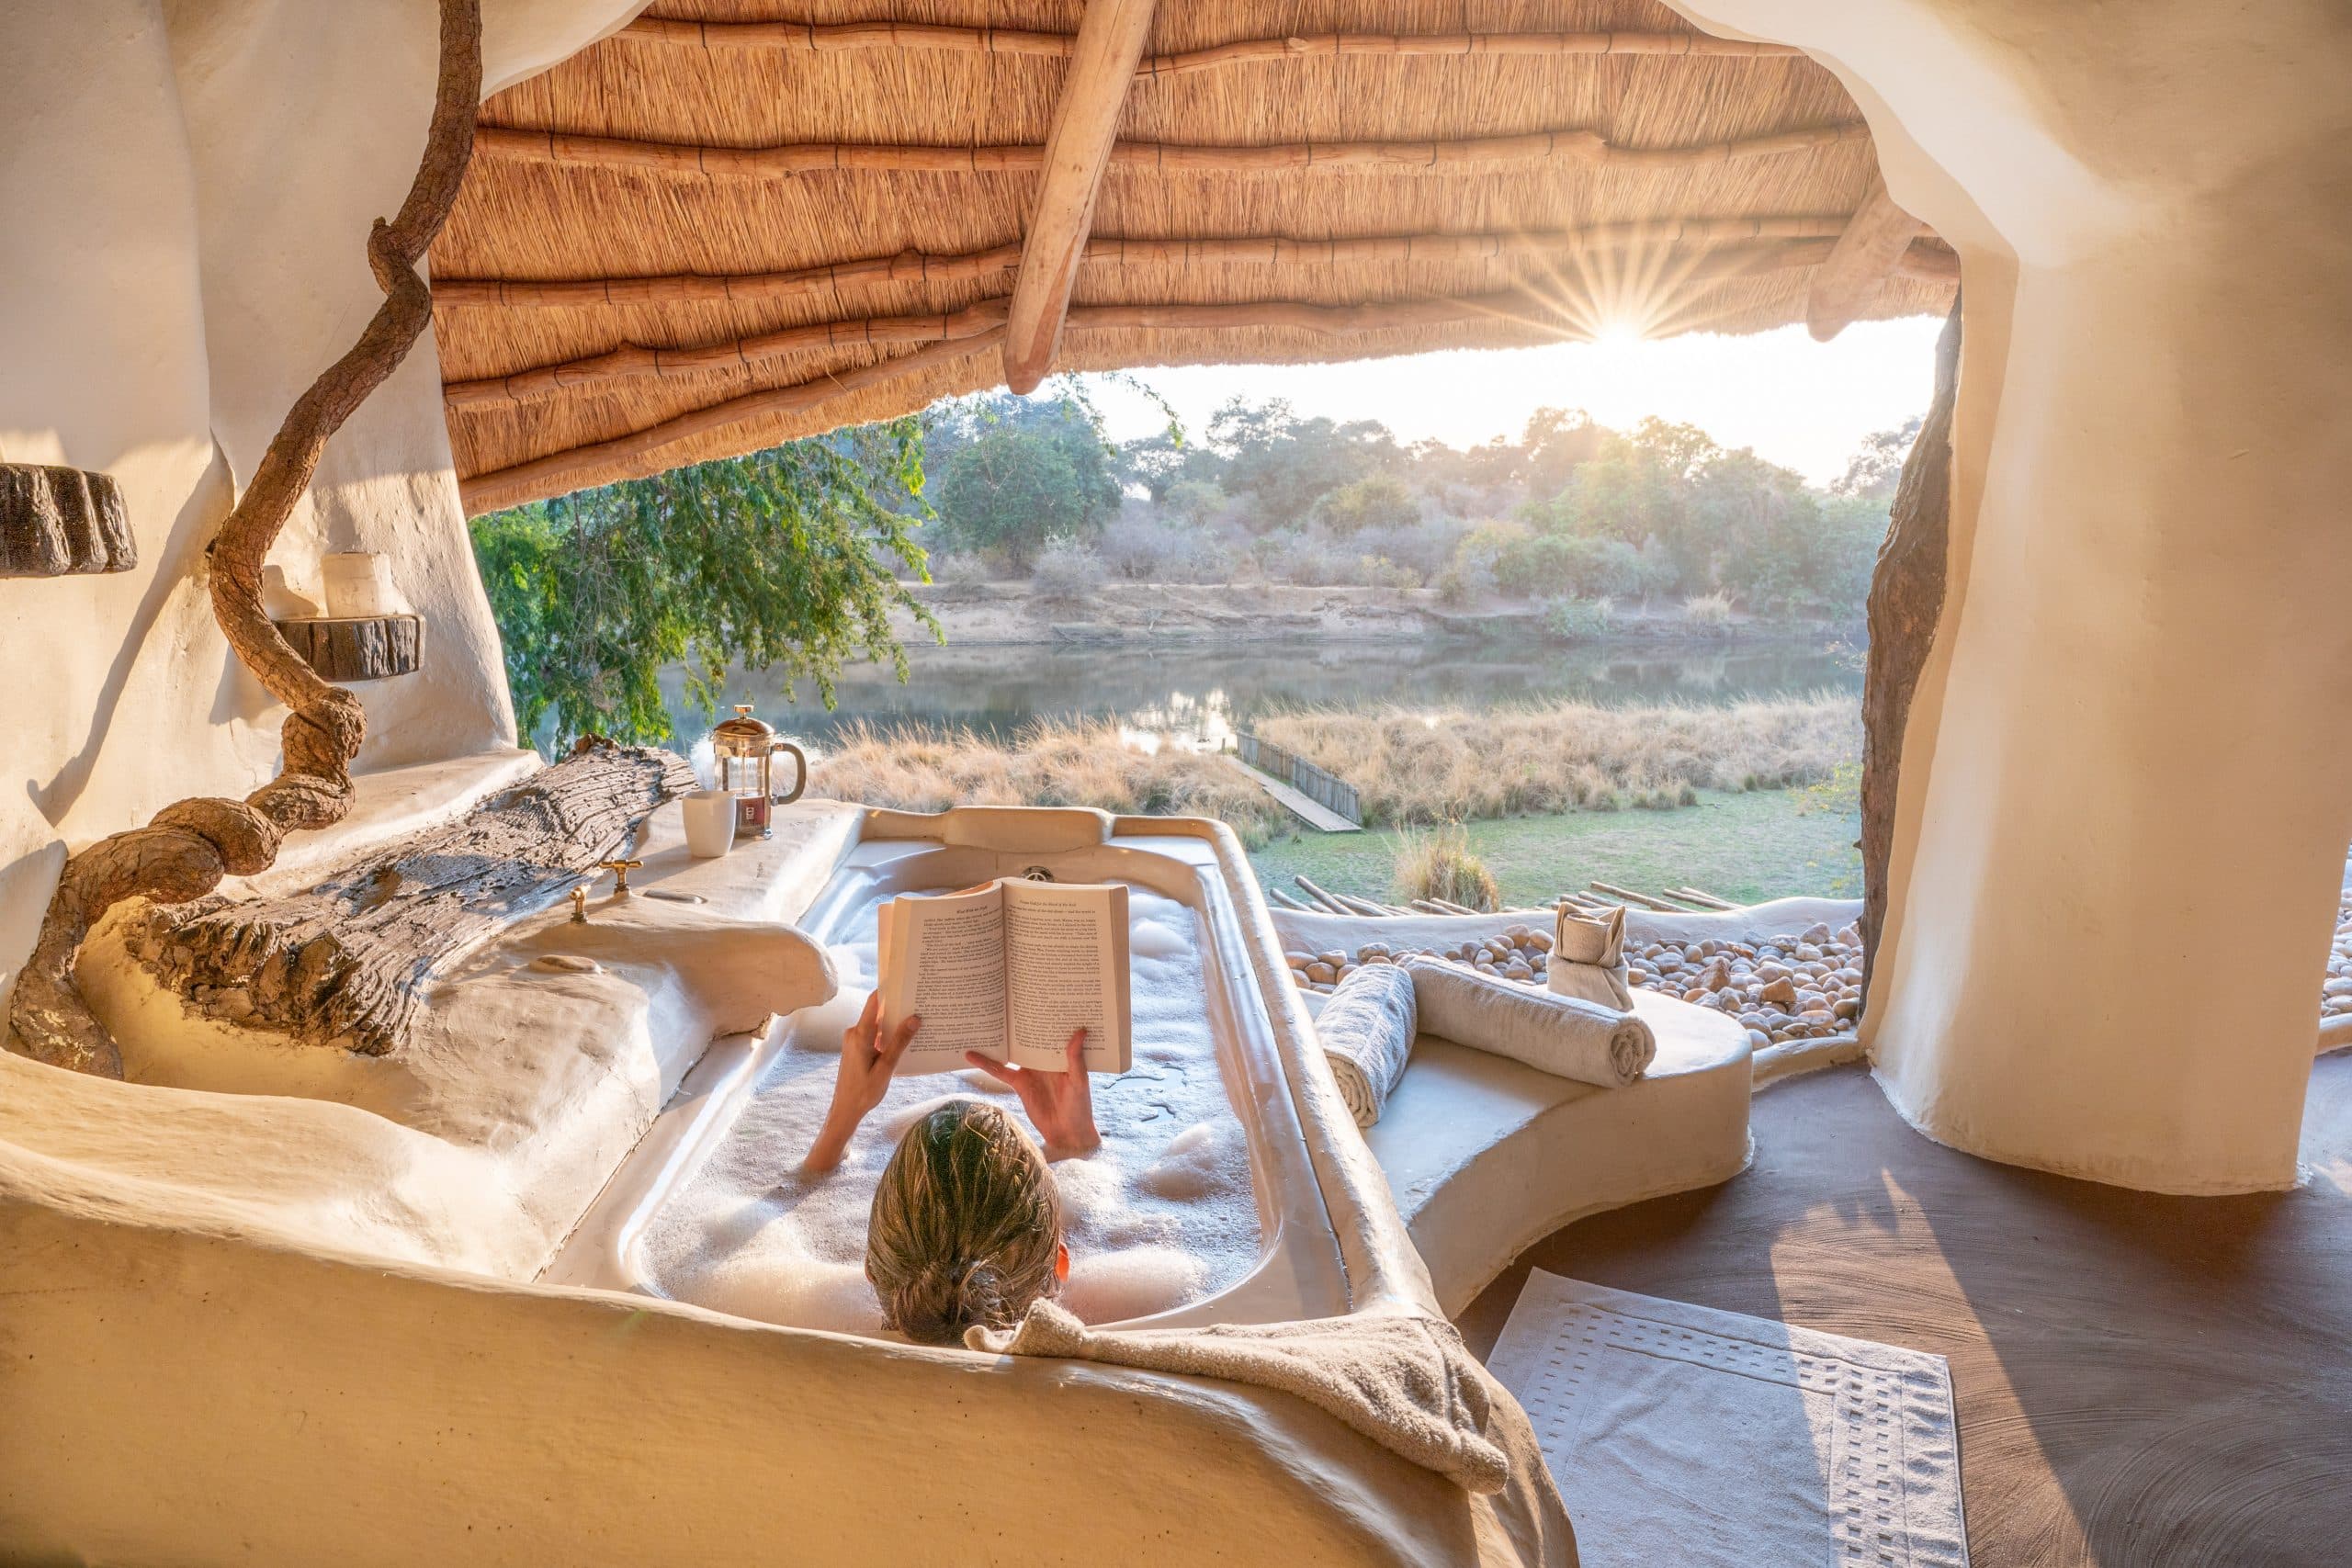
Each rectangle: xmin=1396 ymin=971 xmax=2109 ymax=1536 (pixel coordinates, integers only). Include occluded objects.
xmin=432 ymin=1 xmax=1956 ymax=513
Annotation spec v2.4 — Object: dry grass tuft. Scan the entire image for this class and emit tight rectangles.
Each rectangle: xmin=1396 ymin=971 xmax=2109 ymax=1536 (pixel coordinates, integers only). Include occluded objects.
xmin=1257 ymin=693 xmax=1858 ymax=826
xmin=810 ymin=719 xmax=1290 ymax=847
xmin=1392 ymin=823 xmax=1499 ymax=911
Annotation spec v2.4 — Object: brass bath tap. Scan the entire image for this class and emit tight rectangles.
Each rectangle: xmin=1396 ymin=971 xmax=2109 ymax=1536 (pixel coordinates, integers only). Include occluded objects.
xmin=598 ymin=857 xmax=645 ymax=896
xmin=569 ymin=886 xmax=589 ymax=924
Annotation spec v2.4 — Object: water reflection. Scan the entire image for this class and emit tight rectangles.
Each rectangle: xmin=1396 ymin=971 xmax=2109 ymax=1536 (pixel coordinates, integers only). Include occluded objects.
xmin=679 ymin=637 xmax=1860 ymax=753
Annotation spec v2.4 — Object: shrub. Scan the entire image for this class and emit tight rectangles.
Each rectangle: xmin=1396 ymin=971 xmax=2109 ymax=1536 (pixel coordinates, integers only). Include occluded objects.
xmin=1391 ymin=823 xmax=1499 ymax=911
xmin=1541 ymin=594 xmax=1615 ymax=641
xmin=1683 ymin=591 xmax=1736 ymax=629
xmin=931 ymin=551 xmax=993 ymax=599
xmin=1433 ymin=561 xmax=1492 ymax=606
xmin=1030 ymin=539 xmax=1106 ymax=599
xmin=1356 ymin=555 xmax=1424 ymax=592
xmin=1311 ymin=472 xmax=1419 ymax=535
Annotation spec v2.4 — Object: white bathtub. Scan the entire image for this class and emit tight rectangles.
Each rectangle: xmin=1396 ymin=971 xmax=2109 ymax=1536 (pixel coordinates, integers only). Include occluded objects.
xmin=542 ymin=820 xmax=1352 ymax=1331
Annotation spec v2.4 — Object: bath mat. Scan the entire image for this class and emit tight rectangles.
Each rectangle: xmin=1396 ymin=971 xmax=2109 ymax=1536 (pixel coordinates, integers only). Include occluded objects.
xmin=1487 ymin=1271 xmax=1968 ymax=1566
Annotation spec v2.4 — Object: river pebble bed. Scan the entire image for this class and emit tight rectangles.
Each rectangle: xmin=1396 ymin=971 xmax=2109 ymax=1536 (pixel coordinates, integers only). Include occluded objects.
xmin=1287 ymin=917 xmax=1867 ymax=1055
xmin=1294 ymin=897 xmax=2352 ymax=1049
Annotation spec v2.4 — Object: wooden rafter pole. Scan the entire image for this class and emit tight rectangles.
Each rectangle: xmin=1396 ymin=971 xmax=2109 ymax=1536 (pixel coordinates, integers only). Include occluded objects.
xmin=622 ymin=17 xmax=1804 ymax=71
xmin=457 ymin=330 xmax=1006 ymax=515
xmin=1806 ymin=176 xmax=1923 ymax=341
xmin=431 ymin=217 xmax=1857 ymax=311
xmin=470 ymin=120 xmax=1866 ymax=181
xmin=444 ymin=243 xmax=1862 ymax=411
xmin=1003 ymin=0 xmax=1158 ymax=394
xmin=7 ymin=0 xmax=484 ymax=1077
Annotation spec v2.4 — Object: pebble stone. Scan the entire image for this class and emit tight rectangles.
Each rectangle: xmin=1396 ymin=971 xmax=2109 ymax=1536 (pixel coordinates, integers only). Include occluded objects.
xmin=1286 ymin=899 xmax=2352 ymax=1045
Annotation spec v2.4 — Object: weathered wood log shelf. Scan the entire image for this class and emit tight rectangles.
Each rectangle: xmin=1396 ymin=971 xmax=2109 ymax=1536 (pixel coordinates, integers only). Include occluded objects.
xmin=129 ymin=739 xmax=698 ymax=1055
xmin=272 ymin=614 xmax=426 ymax=681
xmin=0 ymin=463 xmax=135 ymax=577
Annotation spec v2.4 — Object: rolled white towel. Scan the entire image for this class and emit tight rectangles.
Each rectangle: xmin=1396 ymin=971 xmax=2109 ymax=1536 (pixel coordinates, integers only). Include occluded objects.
xmin=1407 ymin=956 xmax=1655 ymax=1088
xmin=1316 ymin=963 xmax=1419 ymax=1128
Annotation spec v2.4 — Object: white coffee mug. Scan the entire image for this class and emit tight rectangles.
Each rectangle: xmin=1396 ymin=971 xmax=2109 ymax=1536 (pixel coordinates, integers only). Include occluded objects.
xmin=682 ymin=789 xmax=737 ymax=858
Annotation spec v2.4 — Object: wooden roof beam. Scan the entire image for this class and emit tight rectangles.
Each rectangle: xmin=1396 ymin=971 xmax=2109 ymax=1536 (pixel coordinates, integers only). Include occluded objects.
xmin=457 ymin=333 xmax=1007 ymax=515
xmin=447 ymin=234 xmax=1974 ymax=414
xmin=1004 ymin=0 xmax=1158 ymax=394
xmin=471 ymin=120 xmax=1865 ymax=180
xmin=623 ymin=17 xmax=1803 ymax=73
xmin=431 ymin=218 xmax=1856 ymax=311
xmin=1806 ymin=176 xmax=1923 ymax=340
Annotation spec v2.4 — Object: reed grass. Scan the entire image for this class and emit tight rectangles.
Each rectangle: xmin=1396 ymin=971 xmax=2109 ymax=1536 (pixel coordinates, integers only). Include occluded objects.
xmin=809 ymin=719 xmax=1290 ymax=847
xmin=1255 ymin=693 xmax=1857 ymax=826
xmin=1391 ymin=823 xmax=1499 ymax=910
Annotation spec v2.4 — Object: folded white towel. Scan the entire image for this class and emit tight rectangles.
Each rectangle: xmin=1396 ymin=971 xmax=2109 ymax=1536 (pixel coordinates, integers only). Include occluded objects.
xmin=1408 ymin=956 xmax=1656 ymax=1088
xmin=967 ymin=1300 xmax=1512 ymax=1494
xmin=1548 ymin=903 xmax=1635 ymax=1010
xmin=1317 ymin=963 xmax=1419 ymax=1129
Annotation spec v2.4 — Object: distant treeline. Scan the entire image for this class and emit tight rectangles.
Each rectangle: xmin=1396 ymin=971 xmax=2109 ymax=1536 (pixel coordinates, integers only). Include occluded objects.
xmin=911 ymin=390 xmax=1922 ymax=624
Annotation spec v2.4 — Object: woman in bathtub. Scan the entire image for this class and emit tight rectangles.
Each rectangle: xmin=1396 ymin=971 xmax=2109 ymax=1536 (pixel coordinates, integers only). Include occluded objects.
xmin=800 ymin=994 xmax=1097 ymax=1345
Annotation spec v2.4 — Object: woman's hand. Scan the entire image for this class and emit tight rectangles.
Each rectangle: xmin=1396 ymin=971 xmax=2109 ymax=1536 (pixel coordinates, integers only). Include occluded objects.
xmin=803 ymin=992 xmax=919 ymax=1175
xmin=965 ymin=1029 xmax=1102 ymax=1161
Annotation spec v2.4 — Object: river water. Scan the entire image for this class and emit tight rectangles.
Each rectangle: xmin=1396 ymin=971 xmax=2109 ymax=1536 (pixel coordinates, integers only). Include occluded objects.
xmin=685 ymin=636 xmax=1860 ymax=755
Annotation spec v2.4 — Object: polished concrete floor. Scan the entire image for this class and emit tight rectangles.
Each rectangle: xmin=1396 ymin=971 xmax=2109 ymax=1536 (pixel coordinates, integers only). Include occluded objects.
xmin=1461 ymin=1054 xmax=2352 ymax=1568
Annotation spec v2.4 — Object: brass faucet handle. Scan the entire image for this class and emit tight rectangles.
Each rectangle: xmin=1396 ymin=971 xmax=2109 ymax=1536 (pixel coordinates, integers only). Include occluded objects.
xmin=569 ymin=886 xmax=590 ymax=924
xmin=597 ymin=857 xmax=646 ymax=895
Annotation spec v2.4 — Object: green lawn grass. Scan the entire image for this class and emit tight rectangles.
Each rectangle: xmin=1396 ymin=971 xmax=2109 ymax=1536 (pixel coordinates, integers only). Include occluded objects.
xmin=1247 ymin=787 xmax=1860 ymax=908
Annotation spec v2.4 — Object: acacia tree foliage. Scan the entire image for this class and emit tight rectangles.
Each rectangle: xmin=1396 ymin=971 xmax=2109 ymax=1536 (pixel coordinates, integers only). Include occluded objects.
xmin=930 ymin=392 xmax=1122 ymax=567
xmin=469 ymin=422 xmax=938 ymax=754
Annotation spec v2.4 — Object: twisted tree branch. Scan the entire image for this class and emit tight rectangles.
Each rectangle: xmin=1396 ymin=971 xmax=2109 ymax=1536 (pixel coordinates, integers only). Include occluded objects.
xmin=7 ymin=0 xmax=484 ymax=1076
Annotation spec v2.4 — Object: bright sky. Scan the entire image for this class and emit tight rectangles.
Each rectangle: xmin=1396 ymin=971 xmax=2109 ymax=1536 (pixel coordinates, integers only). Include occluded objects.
xmin=1076 ymin=314 xmax=1944 ymax=488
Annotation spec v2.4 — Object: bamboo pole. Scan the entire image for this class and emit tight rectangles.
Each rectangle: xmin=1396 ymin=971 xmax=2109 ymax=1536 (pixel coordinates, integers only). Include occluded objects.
xmin=1004 ymin=0 xmax=1158 ymax=395
xmin=1806 ymin=175 xmax=1923 ymax=340
xmin=1292 ymin=874 xmax=1354 ymax=915
xmin=471 ymin=121 xmax=1863 ymax=182
xmin=621 ymin=17 xmax=1804 ymax=72
xmin=1428 ymin=897 xmax=1485 ymax=917
xmin=431 ymin=218 xmax=1853 ymax=312
xmin=1589 ymin=880 xmax=1681 ymax=912
xmin=443 ymin=300 xmax=1010 ymax=407
xmin=1265 ymin=886 xmax=1312 ymax=911
xmin=456 ymin=331 xmax=1003 ymax=514
xmin=1674 ymin=886 xmax=1742 ymax=910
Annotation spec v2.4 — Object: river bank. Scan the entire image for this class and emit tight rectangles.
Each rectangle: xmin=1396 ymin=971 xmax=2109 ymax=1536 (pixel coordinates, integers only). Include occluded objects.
xmin=890 ymin=579 xmax=1852 ymax=649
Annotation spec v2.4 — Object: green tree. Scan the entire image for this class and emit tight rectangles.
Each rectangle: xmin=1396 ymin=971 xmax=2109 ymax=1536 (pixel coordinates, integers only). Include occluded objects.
xmin=1312 ymin=472 xmax=1419 ymax=534
xmin=469 ymin=424 xmax=937 ymax=753
xmin=935 ymin=428 xmax=1094 ymax=569
xmin=1209 ymin=397 xmax=1401 ymax=530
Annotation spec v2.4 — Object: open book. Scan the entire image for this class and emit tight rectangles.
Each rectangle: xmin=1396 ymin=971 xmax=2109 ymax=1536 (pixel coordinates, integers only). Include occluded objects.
xmin=876 ymin=878 xmax=1132 ymax=1075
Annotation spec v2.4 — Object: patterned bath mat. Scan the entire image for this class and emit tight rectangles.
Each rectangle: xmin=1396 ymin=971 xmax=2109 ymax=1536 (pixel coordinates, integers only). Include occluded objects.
xmin=1488 ymin=1271 xmax=1968 ymax=1566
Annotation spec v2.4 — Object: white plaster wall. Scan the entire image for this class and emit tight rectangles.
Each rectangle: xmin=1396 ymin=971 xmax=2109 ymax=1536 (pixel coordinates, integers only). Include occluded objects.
xmin=0 ymin=0 xmax=643 ymax=1016
xmin=1677 ymin=0 xmax=2352 ymax=1191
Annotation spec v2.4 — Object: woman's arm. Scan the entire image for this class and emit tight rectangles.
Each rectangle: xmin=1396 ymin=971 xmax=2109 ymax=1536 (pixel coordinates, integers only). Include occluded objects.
xmin=963 ymin=1028 xmax=1101 ymax=1160
xmin=803 ymin=992 xmax=921 ymax=1175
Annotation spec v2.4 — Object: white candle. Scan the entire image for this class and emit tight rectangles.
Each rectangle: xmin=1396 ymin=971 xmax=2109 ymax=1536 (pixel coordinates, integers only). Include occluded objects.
xmin=322 ymin=552 xmax=401 ymax=617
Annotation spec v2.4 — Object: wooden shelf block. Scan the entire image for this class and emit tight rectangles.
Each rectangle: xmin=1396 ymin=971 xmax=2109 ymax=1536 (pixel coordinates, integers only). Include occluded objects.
xmin=0 ymin=464 xmax=135 ymax=577
xmin=272 ymin=615 xmax=425 ymax=682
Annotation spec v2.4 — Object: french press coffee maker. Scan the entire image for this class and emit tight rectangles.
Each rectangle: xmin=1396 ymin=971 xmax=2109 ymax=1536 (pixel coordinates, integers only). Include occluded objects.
xmin=709 ymin=704 xmax=808 ymax=839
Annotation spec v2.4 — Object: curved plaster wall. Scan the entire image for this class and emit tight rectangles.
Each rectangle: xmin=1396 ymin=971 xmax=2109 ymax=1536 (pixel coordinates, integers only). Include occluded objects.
xmin=0 ymin=0 xmax=643 ymax=1018
xmin=1676 ymin=0 xmax=2352 ymax=1192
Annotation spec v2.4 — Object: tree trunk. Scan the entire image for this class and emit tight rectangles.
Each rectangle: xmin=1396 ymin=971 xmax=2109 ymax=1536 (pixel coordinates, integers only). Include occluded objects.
xmin=129 ymin=740 xmax=695 ymax=1056
xmin=1860 ymin=296 xmax=1962 ymax=1009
